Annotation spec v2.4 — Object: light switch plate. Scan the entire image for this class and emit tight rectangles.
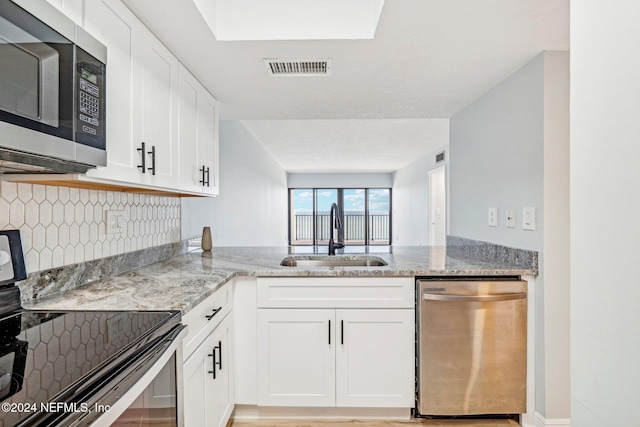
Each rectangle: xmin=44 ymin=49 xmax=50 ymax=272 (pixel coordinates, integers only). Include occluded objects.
xmin=506 ymin=209 xmax=516 ymax=228
xmin=523 ymin=207 xmax=536 ymax=231
xmin=488 ymin=207 xmax=498 ymax=227
xmin=106 ymin=210 xmax=126 ymax=234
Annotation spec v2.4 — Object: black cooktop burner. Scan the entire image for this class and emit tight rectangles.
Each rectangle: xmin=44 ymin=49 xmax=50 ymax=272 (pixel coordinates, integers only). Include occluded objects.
xmin=0 ymin=309 xmax=178 ymax=427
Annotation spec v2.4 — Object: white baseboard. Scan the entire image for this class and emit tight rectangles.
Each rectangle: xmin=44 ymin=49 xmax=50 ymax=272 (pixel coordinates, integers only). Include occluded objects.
xmin=528 ymin=411 xmax=571 ymax=427
xmin=232 ymin=405 xmax=412 ymax=420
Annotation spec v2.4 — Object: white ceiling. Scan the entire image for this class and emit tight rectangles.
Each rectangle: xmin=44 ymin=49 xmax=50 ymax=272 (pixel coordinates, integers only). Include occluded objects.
xmin=242 ymin=119 xmax=449 ymax=172
xmin=122 ymin=0 xmax=569 ymax=172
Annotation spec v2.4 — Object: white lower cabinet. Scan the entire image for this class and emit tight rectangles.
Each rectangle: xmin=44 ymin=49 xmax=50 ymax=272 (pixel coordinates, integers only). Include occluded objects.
xmin=257 ymin=309 xmax=336 ymax=407
xmin=182 ymin=285 xmax=234 ymax=427
xmin=257 ymin=308 xmax=414 ymax=408
xmin=336 ymin=309 xmax=415 ymax=407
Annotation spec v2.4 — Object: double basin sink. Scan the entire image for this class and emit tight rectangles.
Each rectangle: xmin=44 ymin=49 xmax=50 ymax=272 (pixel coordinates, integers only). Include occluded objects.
xmin=280 ymin=255 xmax=388 ymax=268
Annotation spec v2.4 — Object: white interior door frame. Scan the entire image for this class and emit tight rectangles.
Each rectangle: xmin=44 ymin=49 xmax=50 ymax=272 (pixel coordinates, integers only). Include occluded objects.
xmin=428 ymin=165 xmax=447 ymax=246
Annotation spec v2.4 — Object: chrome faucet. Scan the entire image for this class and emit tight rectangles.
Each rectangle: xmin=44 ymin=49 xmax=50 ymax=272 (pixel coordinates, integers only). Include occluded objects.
xmin=328 ymin=203 xmax=344 ymax=255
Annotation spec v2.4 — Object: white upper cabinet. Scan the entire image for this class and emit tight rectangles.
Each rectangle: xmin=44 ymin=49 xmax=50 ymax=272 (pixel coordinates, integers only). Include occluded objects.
xmin=178 ymin=64 xmax=219 ymax=195
xmin=83 ymin=0 xmax=143 ymax=185
xmin=46 ymin=0 xmax=83 ymax=25
xmin=80 ymin=0 xmax=217 ymax=196
xmin=135 ymin=30 xmax=179 ymax=189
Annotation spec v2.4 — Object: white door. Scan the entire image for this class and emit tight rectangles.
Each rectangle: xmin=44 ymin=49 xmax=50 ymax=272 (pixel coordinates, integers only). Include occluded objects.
xmin=84 ymin=0 xmax=142 ymax=184
xmin=335 ymin=309 xmax=415 ymax=407
xmin=428 ymin=165 xmax=447 ymax=246
xmin=178 ymin=65 xmax=219 ymax=195
xmin=210 ymin=314 xmax=234 ymax=427
xmin=137 ymin=32 xmax=179 ymax=188
xmin=197 ymin=88 xmax=219 ymax=195
xmin=257 ymin=309 xmax=336 ymax=406
xmin=177 ymin=65 xmax=199 ymax=193
xmin=183 ymin=328 xmax=217 ymax=426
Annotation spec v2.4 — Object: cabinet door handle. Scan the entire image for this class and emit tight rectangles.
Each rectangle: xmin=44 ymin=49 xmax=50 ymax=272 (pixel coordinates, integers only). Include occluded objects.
xmin=199 ymin=165 xmax=207 ymax=186
xmin=328 ymin=319 xmax=331 ymax=345
xmin=147 ymin=145 xmax=156 ymax=175
xmin=207 ymin=350 xmax=216 ymax=379
xmin=137 ymin=142 xmax=146 ymax=173
xmin=205 ymin=307 xmax=222 ymax=321
xmin=199 ymin=165 xmax=211 ymax=186
xmin=341 ymin=320 xmax=344 ymax=345
xmin=216 ymin=340 xmax=222 ymax=371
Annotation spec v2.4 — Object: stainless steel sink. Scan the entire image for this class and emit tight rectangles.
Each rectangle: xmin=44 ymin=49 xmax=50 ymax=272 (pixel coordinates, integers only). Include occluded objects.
xmin=280 ymin=256 xmax=388 ymax=267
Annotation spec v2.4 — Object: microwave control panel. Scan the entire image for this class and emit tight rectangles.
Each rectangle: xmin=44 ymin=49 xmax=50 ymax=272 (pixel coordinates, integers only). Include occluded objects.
xmin=75 ymin=46 xmax=105 ymax=149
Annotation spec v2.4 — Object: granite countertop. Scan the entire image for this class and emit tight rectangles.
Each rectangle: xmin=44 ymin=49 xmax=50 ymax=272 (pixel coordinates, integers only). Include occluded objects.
xmin=23 ymin=245 xmax=537 ymax=315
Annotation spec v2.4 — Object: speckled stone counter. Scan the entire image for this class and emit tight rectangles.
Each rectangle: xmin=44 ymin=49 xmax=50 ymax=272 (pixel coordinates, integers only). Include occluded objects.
xmin=22 ymin=244 xmax=537 ymax=315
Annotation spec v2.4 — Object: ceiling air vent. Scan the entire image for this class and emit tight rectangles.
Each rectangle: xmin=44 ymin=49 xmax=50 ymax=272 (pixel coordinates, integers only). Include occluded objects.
xmin=435 ymin=151 xmax=446 ymax=163
xmin=263 ymin=59 xmax=332 ymax=77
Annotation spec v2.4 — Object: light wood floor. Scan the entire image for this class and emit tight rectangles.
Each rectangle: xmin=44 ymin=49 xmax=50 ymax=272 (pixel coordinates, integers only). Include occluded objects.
xmin=229 ymin=419 xmax=520 ymax=427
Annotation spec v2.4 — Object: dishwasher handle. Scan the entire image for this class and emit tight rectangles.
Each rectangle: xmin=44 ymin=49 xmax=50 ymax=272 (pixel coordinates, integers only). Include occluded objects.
xmin=422 ymin=292 xmax=526 ymax=302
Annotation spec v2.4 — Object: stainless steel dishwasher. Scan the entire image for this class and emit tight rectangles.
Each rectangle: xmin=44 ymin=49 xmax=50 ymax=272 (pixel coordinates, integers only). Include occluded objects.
xmin=416 ymin=278 xmax=527 ymax=416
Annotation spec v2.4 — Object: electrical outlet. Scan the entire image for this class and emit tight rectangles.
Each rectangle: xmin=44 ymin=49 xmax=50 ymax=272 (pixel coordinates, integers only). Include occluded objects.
xmin=106 ymin=210 xmax=126 ymax=234
xmin=488 ymin=207 xmax=498 ymax=227
xmin=523 ymin=207 xmax=536 ymax=231
xmin=506 ymin=209 xmax=516 ymax=228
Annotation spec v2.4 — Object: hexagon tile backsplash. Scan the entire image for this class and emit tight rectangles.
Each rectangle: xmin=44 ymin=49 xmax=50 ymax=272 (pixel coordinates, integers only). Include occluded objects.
xmin=0 ymin=181 xmax=181 ymax=274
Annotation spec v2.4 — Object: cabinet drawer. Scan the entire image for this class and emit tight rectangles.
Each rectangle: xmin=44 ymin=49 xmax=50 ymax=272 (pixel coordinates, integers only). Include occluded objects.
xmin=182 ymin=284 xmax=233 ymax=359
xmin=257 ymin=277 xmax=414 ymax=308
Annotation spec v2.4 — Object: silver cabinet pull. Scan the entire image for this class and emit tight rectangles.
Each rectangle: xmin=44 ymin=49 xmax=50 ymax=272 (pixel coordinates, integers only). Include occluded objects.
xmin=422 ymin=292 xmax=526 ymax=302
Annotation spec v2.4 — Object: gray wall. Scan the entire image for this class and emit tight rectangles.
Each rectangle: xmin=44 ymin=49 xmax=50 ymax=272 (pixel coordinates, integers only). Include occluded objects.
xmin=181 ymin=120 xmax=288 ymax=245
xmin=449 ymin=52 xmax=570 ymax=422
xmin=392 ymin=145 xmax=449 ymax=246
xmin=571 ymin=2 xmax=640 ymax=425
xmin=450 ymin=55 xmax=544 ymax=251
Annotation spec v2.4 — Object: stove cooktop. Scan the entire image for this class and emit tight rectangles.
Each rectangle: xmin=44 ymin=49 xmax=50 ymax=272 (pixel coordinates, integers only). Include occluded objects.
xmin=0 ymin=309 xmax=178 ymax=427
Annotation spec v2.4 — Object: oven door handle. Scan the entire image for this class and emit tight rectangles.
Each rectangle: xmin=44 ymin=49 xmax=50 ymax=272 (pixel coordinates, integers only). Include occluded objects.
xmin=422 ymin=292 xmax=526 ymax=302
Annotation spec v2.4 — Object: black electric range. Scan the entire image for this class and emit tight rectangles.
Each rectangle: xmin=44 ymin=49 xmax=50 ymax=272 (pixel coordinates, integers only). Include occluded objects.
xmin=0 ymin=231 xmax=183 ymax=427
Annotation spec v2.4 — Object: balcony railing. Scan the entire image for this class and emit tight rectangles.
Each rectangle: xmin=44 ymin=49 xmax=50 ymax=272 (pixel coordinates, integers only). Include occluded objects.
xmin=292 ymin=213 xmax=389 ymax=244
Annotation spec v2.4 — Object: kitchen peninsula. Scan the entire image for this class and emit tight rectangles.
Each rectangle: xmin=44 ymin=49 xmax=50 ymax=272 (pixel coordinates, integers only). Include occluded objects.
xmin=21 ymin=242 xmax=537 ymax=313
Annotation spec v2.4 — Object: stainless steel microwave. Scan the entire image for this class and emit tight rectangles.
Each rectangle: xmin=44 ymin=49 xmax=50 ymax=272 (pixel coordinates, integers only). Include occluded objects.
xmin=0 ymin=0 xmax=107 ymax=174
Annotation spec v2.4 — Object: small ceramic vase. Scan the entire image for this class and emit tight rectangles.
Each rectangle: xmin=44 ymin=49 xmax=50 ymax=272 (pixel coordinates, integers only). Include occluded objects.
xmin=201 ymin=226 xmax=212 ymax=251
